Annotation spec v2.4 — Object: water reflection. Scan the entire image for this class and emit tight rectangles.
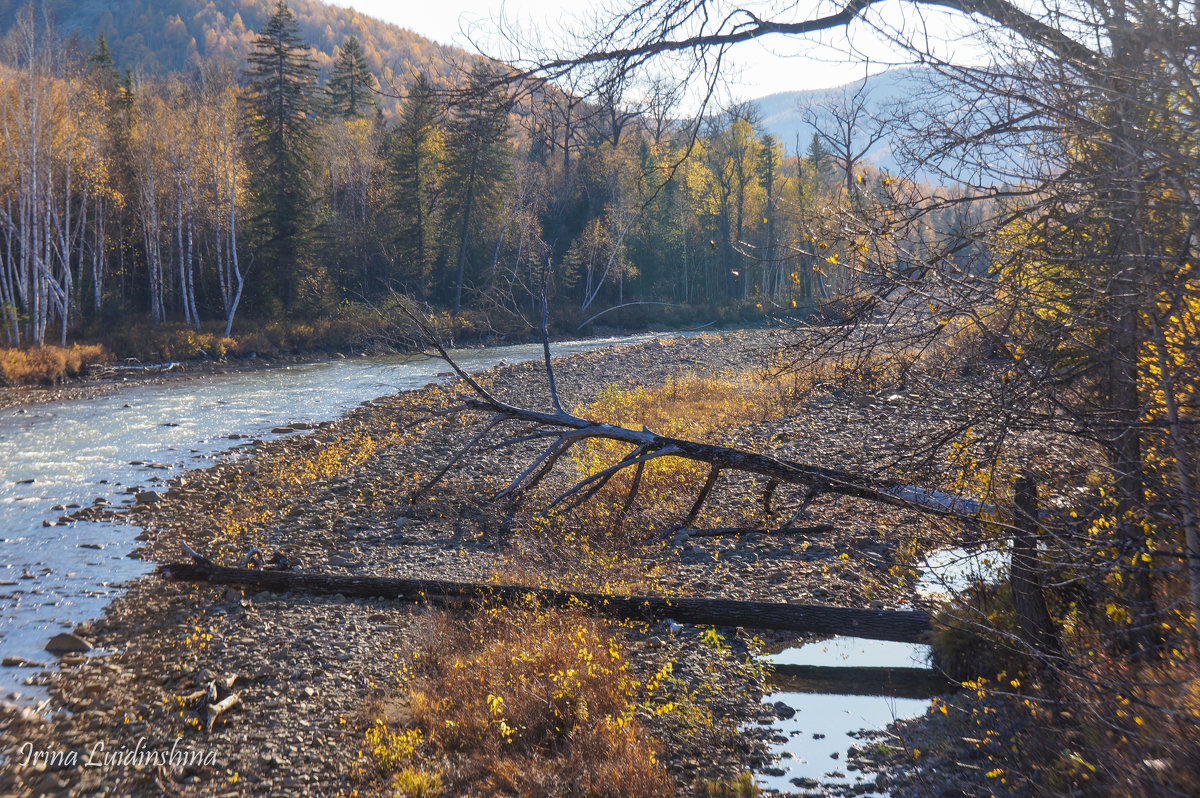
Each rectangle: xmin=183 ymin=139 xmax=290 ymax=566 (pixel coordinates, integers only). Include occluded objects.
xmin=756 ymin=637 xmax=945 ymax=795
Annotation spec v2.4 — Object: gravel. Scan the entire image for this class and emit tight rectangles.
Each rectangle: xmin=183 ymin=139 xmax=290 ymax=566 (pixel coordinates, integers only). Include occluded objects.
xmin=0 ymin=330 xmax=1002 ymax=796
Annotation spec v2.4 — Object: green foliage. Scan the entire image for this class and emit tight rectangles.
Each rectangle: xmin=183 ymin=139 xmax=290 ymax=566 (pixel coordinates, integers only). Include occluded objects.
xmin=244 ymin=0 xmax=318 ymax=313
xmin=438 ymin=64 xmax=514 ymax=314
xmin=384 ymin=71 xmax=443 ymax=295
xmin=325 ymin=36 xmax=376 ymax=119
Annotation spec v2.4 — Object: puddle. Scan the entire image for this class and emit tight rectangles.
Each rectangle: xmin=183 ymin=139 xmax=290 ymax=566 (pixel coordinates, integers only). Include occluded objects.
xmin=916 ymin=545 xmax=1009 ymax=597
xmin=755 ymin=637 xmax=946 ymax=796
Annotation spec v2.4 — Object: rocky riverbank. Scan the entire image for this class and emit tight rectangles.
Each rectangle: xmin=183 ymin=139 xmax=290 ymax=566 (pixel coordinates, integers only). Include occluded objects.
xmin=0 ymin=330 xmax=1001 ymax=797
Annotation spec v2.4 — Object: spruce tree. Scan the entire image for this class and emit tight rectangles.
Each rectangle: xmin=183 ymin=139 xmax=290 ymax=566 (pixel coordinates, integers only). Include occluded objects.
xmin=89 ymin=32 xmax=118 ymax=79
xmin=441 ymin=65 xmax=513 ymax=315
xmin=806 ymin=133 xmax=835 ymax=185
xmin=244 ymin=0 xmax=318 ymax=312
xmin=326 ymin=37 xmax=376 ymax=119
xmin=387 ymin=71 xmax=443 ymax=293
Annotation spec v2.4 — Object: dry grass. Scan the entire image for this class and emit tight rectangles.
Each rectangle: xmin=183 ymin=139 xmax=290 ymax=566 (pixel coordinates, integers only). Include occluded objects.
xmin=363 ymin=603 xmax=673 ymax=797
xmin=563 ymin=372 xmax=791 ymax=531
xmin=0 ymin=343 xmax=108 ymax=385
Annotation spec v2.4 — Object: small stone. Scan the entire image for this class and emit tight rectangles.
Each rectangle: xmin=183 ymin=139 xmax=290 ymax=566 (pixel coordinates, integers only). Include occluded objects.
xmin=135 ymin=490 xmax=162 ymax=504
xmin=45 ymin=633 xmax=92 ymax=655
xmin=2 ymin=656 xmax=45 ymax=668
xmin=772 ymin=700 xmax=796 ymax=719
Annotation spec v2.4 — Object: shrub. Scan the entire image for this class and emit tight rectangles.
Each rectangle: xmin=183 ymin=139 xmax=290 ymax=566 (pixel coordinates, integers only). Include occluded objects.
xmin=0 ymin=343 xmax=109 ymax=385
xmin=369 ymin=604 xmax=673 ymax=798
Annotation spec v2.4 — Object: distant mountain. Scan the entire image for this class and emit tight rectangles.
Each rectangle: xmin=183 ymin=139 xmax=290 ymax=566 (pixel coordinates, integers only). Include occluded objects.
xmin=752 ymin=66 xmax=932 ymax=175
xmin=0 ymin=0 xmax=471 ymax=101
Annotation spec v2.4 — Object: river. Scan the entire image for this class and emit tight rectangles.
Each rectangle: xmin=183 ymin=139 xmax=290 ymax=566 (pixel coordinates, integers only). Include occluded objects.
xmin=0 ymin=334 xmax=670 ymax=701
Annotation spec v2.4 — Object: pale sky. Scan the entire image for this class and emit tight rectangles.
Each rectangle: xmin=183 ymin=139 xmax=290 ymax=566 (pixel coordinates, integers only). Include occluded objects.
xmin=327 ymin=1 xmax=977 ymax=100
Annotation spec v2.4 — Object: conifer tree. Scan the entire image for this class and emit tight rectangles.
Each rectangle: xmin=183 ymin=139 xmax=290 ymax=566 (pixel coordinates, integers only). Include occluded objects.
xmin=441 ymin=65 xmax=513 ymax=315
xmin=244 ymin=0 xmax=318 ymax=312
xmin=89 ymin=32 xmax=117 ymax=79
xmin=326 ymin=37 xmax=376 ymax=119
xmin=387 ymin=71 xmax=443 ymax=293
xmin=806 ymin=133 xmax=835 ymax=185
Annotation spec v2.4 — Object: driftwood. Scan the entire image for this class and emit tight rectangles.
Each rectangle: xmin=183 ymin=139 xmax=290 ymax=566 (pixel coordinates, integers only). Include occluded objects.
xmin=398 ymin=305 xmax=996 ymax=529
xmin=159 ymin=556 xmax=932 ymax=644
xmin=177 ymin=673 xmax=240 ymax=732
xmin=205 ymin=694 xmax=240 ymax=733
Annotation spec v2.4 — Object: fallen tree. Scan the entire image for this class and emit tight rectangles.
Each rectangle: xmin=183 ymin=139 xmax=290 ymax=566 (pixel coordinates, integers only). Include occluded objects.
xmin=402 ymin=303 xmax=998 ymax=529
xmin=160 ymin=549 xmax=933 ymax=644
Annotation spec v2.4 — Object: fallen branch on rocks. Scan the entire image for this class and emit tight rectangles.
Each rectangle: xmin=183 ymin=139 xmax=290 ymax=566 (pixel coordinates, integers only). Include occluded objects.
xmin=159 ymin=548 xmax=932 ymax=643
xmin=205 ymin=693 xmax=240 ymax=733
xmin=399 ymin=303 xmax=997 ymax=529
xmin=178 ymin=673 xmax=240 ymax=732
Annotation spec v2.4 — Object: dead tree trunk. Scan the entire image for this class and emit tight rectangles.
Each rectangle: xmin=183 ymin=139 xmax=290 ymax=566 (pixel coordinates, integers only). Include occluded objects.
xmin=1010 ymin=474 xmax=1063 ymax=660
xmin=159 ymin=559 xmax=932 ymax=643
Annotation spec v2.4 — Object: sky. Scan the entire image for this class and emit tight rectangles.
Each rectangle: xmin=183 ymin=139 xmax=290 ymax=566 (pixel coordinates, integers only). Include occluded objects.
xmin=325 ymin=0 xmax=968 ymax=100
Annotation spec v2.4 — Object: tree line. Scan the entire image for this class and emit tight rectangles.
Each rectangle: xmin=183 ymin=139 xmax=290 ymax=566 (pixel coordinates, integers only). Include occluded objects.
xmin=0 ymin=0 xmax=971 ymax=348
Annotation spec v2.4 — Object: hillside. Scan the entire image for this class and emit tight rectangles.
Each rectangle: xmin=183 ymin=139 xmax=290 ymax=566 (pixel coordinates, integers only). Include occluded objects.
xmin=0 ymin=0 xmax=470 ymax=99
xmin=752 ymin=66 xmax=931 ymax=175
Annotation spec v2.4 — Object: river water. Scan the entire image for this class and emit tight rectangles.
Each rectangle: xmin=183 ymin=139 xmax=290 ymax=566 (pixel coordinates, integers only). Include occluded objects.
xmin=0 ymin=334 xmax=668 ymax=701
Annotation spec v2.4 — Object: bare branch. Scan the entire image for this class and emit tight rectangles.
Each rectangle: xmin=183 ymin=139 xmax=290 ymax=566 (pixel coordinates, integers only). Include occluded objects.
xmin=410 ymin=416 xmax=509 ymax=501
xmin=680 ymin=465 xmax=720 ymax=527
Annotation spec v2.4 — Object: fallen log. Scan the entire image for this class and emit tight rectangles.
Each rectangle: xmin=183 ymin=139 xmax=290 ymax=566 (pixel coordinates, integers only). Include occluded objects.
xmin=159 ymin=559 xmax=932 ymax=644
xmin=396 ymin=303 xmax=1000 ymax=528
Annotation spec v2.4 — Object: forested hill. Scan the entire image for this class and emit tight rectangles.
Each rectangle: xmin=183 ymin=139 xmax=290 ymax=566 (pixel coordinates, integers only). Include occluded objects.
xmin=0 ymin=0 xmax=468 ymax=96
xmin=752 ymin=67 xmax=930 ymax=175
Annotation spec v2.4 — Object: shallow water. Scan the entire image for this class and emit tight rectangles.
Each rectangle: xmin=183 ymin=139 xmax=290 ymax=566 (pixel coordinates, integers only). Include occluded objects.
xmin=0 ymin=334 xmax=668 ymax=702
xmin=756 ymin=637 xmax=937 ymax=796
xmin=916 ymin=544 xmax=1010 ymax=597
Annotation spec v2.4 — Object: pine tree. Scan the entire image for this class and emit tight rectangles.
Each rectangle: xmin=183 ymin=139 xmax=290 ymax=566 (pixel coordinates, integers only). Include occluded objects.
xmin=326 ymin=37 xmax=376 ymax=119
xmin=806 ymin=133 xmax=835 ymax=184
xmin=89 ymin=32 xmax=118 ymax=80
xmin=244 ymin=0 xmax=318 ymax=312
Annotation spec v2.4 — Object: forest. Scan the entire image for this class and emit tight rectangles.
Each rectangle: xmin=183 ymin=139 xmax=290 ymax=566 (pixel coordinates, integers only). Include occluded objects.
xmin=0 ymin=0 xmax=977 ymax=368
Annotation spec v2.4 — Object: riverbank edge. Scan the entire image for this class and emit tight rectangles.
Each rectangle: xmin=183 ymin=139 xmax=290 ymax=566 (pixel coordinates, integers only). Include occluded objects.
xmin=0 ymin=322 xmax=733 ymax=411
